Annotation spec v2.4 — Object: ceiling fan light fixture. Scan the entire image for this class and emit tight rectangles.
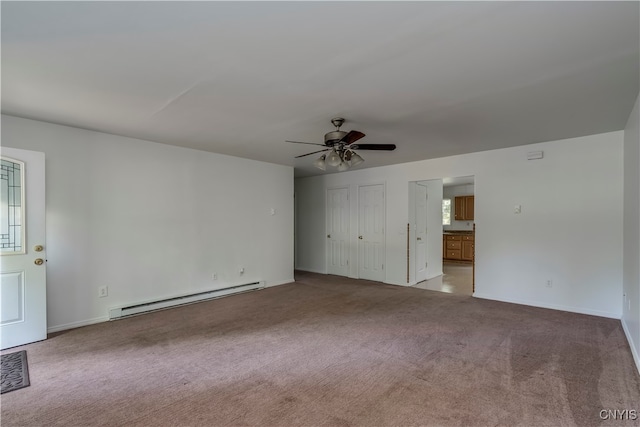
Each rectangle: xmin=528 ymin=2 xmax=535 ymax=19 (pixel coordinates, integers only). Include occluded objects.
xmin=313 ymin=154 xmax=327 ymax=170
xmin=349 ymin=151 xmax=364 ymax=166
xmin=337 ymin=161 xmax=350 ymax=172
xmin=326 ymin=149 xmax=341 ymax=167
xmin=288 ymin=118 xmax=394 ymax=173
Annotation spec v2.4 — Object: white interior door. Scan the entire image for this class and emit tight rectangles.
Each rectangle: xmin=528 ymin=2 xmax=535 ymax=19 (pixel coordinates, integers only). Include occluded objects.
xmin=327 ymin=187 xmax=350 ymax=277
xmin=415 ymin=183 xmax=428 ymax=283
xmin=1 ymin=147 xmax=47 ymax=349
xmin=358 ymin=184 xmax=385 ymax=281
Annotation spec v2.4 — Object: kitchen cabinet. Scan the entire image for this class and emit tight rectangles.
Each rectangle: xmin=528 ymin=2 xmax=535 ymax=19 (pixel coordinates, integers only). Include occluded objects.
xmin=461 ymin=235 xmax=474 ymax=261
xmin=443 ymin=234 xmax=474 ymax=262
xmin=443 ymin=235 xmax=462 ymax=260
xmin=454 ymin=195 xmax=474 ymax=221
xmin=465 ymin=196 xmax=474 ymax=220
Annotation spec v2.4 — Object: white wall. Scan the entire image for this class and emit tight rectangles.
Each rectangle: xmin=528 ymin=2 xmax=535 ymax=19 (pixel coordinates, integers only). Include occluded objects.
xmin=295 ymin=131 xmax=624 ymax=318
xmin=2 ymin=115 xmax=294 ymax=332
xmin=623 ymin=94 xmax=640 ymax=372
xmin=443 ymin=184 xmax=475 ymax=231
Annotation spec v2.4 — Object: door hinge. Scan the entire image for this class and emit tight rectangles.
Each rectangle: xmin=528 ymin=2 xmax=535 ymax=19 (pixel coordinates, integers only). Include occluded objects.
xmin=346 ymin=259 xmax=349 ymax=265
xmin=382 ymin=264 xmax=384 ymax=270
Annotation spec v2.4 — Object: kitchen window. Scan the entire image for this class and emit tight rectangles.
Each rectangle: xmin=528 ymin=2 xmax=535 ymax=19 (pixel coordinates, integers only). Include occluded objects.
xmin=442 ymin=198 xmax=451 ymax=225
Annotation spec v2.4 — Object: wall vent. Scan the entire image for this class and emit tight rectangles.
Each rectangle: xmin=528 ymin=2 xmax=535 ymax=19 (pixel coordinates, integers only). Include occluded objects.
xmin=108 ymin=281 xmax=265 ymax=320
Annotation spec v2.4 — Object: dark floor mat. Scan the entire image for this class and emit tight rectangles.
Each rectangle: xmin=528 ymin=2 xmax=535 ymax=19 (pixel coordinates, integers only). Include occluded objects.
xmin=1 ymin=350 xmax=30 ymax=394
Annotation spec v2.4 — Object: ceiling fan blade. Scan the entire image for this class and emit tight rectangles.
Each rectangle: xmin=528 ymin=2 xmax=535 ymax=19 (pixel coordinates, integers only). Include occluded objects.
xmin=351 ymin=144 xmax=396 ymax=151
xmin=286 ymin=140 xmax=327 ymax=147
xmin=340 ymin=130 xmax=366 ymax=145
xmin=295 ymin=148 xmax=330 ymax=158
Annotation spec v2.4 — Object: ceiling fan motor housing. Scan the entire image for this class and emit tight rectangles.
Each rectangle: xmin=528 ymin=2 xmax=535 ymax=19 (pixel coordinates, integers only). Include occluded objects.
xmin=324 ymin=130 xmax=347 ymax=145
xmin=324 ymin=117 xmax=347 ymax=145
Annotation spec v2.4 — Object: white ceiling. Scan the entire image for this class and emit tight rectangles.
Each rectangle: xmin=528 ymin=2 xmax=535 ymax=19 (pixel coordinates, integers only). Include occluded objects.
xmin=2 ymin=2 xmax=638 ymax=177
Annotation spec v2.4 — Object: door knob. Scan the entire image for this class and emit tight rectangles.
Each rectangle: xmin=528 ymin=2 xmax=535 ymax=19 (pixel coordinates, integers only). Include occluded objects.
xmin=358 ymin=236 xmax=363 ymax=240
xmin=327 ymin=234 xmax=331 ymax=238
xmin=34 ymin=258 xmax=44 ymax=266
xmin=34 ymin=245 xmax=44 ymax=252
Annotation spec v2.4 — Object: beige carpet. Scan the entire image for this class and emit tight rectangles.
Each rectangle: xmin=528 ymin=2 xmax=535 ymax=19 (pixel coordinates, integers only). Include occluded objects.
xmin=1 ymin=271 xmax=639 ymax=426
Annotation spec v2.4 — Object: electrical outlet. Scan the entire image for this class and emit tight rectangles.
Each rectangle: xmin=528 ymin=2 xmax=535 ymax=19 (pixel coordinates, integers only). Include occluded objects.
xmin=546 ymin=280 xmax=552 ymax=288
xmin=239 ymin=267 xmax=245 ymax=275
xmin=98 ymin=286 xmax=108 ymax=298
xmin=212 ymin=273 xmax=217 ymax=280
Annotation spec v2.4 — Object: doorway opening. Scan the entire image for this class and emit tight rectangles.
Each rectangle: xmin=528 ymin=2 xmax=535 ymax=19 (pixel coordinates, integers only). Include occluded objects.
xmin=409 ymin=175 xmax=475 ymax=296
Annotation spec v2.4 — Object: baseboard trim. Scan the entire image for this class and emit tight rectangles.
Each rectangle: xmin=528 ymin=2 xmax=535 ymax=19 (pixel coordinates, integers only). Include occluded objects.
xmin=385 ymin=280 xmax=412 ymax=287
xmin=48 ymin=316 xmax=109 ymax=334
xmin=472 ymin=293 xmax=621 ymax=319
xmin=621 ymin=319 xmax=640 ymax=375
xmin=265 ymin=278 xmax=295 ymax=288
xmin=295 ymin=267 xmax=326 ymax=274
xmin=47 ymin=279 xmax=295 ymax=333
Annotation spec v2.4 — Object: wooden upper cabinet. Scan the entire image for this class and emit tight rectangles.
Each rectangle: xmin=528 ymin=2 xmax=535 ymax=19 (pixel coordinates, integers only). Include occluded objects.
xmin=454 ymin=197 xmax=465 ymax=220
xmin=465 ymin=196 xmax=474 ymax=220
xmin=454 ymin=195 xmax=474 ymax=221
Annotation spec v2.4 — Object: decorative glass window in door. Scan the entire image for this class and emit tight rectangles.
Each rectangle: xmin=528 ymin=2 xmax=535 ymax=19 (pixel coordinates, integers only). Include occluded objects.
xmin=0 ymin=157 xmax=25 ymax=254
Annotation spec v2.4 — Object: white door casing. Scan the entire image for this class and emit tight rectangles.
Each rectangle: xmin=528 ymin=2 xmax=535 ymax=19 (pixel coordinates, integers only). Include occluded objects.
xmin=327 ymin=187 xmax=350 ymax=277
xmin=0 ymin=147 xmax=47 ymax=349
xmin=415 ymin=183 xmax=428 ymax=283
xmin=358 ymin=184 xmax=385 ymax=282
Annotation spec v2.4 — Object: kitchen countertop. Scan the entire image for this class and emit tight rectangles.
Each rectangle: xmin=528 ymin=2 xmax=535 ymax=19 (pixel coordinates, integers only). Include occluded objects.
xmin=443 ymin=230 xmax=474 ymax=235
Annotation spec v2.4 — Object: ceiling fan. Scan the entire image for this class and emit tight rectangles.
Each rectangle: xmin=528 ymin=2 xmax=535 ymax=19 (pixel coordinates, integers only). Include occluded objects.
xmin=287 ymin=118 xmax=396 ymax=171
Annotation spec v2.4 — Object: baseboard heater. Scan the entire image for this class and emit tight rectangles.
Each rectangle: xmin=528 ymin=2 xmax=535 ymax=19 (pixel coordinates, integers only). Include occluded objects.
xmin=108 ymin=281 xmax=265 ymax=320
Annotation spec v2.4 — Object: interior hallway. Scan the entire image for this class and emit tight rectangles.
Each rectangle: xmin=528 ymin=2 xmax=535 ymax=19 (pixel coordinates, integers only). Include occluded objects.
xmin=414 ymin=262 xmax=473 ymax=295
